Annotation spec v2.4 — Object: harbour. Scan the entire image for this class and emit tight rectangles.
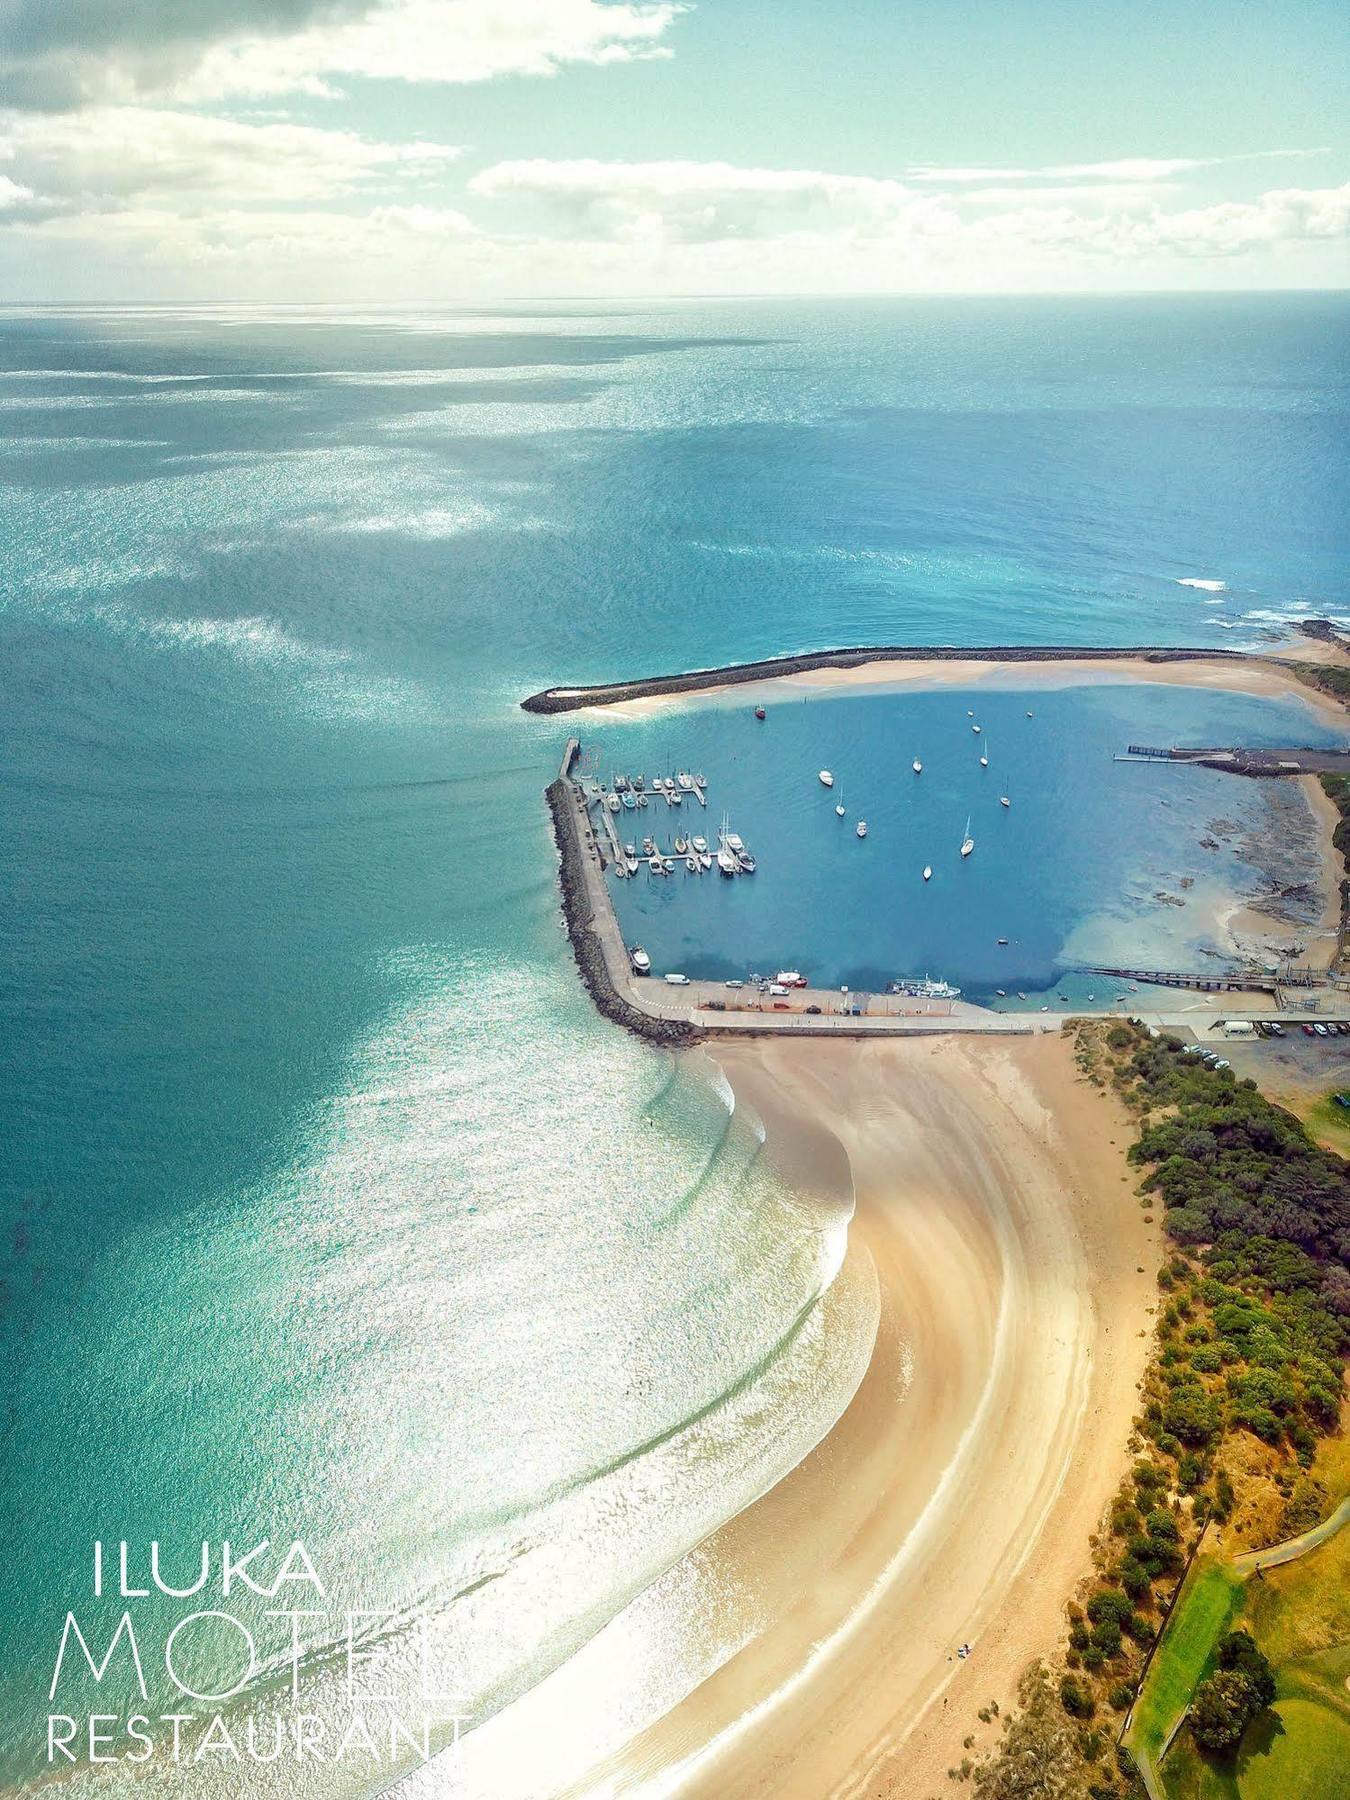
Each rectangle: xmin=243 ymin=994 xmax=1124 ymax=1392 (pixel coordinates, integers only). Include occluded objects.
xmin=542 ymin=669 xmax=1349 ymax=1043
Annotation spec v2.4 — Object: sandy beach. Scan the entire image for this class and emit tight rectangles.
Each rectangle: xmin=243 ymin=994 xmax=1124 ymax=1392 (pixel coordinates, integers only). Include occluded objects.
xmin=584 ymin=1032 xmax=1157 ymax=1799
xmin=591 ymin=650 xmax=1349 ymax=731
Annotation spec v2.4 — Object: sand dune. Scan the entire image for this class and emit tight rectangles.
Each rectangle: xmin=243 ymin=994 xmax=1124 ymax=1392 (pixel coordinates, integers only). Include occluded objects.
xmin=586 ymin=1033 xmax=1156 ymax=1799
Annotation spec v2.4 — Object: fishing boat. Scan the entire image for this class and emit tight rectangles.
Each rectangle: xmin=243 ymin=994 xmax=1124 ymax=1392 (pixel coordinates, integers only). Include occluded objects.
xmin=856 ymin=820 xmax=868 ymax=838
xmin=960 ymin=815 xmax=975 ymax=858
xmin=923 ymin=865 xmax=932 ymax=881
xmin=819 ymin=769 xmax=834 ymax=787
xmin=912 ymin=759 xmax=922 ymax=774
xmin=630 ymin=946 xmax=651 ymax=973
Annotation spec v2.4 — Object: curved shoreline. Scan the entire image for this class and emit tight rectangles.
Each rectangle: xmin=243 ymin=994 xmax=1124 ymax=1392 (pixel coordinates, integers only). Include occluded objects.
xmin=521 ymin=643 xmax=1320 ymax=715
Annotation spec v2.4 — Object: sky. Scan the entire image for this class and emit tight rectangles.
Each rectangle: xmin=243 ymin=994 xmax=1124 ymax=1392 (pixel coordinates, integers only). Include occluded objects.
xmin=0 ymin=0 xmax=1347 ymax=300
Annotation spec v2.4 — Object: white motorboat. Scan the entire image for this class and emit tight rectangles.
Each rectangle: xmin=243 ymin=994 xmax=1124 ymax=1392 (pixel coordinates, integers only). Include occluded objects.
xmin=725 ymin=831 xmax=745 ymax=852
xmin=856 ymin=820 xmax=868 ymax=838
xmin=1000 ymin=795 xmax=1010 ymax=808
xmin=737 ymin=852 xmax=757 ymax=873
xmin=677 ymin=771 xmax=693 ymax=791
xmin=674 ymin=834 xmax=688 ymax=854
xmin=717 ymin=847 xmax=738 ymax=876
xmin=960 ymin=815 xmax=974 ymax=858
xmin=662 ymin=857 xmax=675 ymax=872
xmin=648 ymin=855 xmax=664 ymax=873
xmin=606 ymin=793 xmax=621 ymax=811
xmin=642 ymin=836 xmax=655 ymax=855
xmin=979 ymin=751 xmax=988 ymax=768
xmin=971 ymin=724 xmax=981 ymax=735
xmin=691 ymin=835 xmax=708 ymax=853
xmin=685 ymin=854 xmax=699 ymax=872
xmin=912 ymin=759 xmax=922 ymax=774
xmin=699 ymin=852 xmax=712 ymax=871
xmin=923 ymin=865 xmax=932 ymax=881
xmin=835 ymin=802 xmax=846 ymax=817
xmin=630 ymin=946 xmax=651 ymax=973
xmin=818 ymin=770 xmax=834 ymax=787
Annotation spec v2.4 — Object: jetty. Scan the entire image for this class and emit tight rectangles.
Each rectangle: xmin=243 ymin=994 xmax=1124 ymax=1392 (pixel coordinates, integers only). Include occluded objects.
xmin=1115 ymin=745 xmax=1350 ymax=777
xmin=520 ymin=643 xmax=1318 ymax=715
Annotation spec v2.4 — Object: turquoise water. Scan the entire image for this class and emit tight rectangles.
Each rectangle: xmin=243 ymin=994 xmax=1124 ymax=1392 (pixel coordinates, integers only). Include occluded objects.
xmin=1 ymin=295 xmax=1347 ymax=1794
xmin=598 ymin=679 xmax=1340 ymax=995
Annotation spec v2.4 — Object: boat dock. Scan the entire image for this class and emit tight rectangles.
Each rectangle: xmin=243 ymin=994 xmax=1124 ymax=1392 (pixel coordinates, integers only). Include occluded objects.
xmin=545 ymin=738 xmax=1346 ymax=1045
xmin=1114 ymin=745 xmax=1350 ymax=776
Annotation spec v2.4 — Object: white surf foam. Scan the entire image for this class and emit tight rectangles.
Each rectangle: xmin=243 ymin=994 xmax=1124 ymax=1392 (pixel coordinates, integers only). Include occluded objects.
xmin=1177 ymin=578 xmax=1227 ymax=592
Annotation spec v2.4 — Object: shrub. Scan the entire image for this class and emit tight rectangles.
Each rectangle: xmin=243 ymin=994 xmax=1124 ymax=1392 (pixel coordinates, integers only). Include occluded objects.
xmin=1060 ymin=1675 xmax=1095 ymax=1719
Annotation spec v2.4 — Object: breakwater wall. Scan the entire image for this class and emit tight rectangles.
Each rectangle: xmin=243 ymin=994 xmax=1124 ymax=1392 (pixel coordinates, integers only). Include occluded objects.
xmin=521 ymin=645 xmax=1256 ymax=715
xmin=544 ymin=767 xmax=703 ymax=1048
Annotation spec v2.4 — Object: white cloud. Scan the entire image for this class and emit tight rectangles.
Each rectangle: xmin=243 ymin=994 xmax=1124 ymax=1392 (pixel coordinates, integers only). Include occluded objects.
xmin=470 ymin=157 xmax=959 ymax=241
xmin=906 ymin=149 xmax=1327 ymax=185
xmin=470 ymin=154 xmax=1350 ymax=266
xmin=0 ymin=0 xmax=685 ymax=105
xmin=0 ymin=107 xmax=460 ymax=209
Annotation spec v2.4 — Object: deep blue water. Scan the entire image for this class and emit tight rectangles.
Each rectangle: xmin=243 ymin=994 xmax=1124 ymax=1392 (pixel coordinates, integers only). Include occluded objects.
xmin=0 ymin=295 xmax=1346 ymax=1794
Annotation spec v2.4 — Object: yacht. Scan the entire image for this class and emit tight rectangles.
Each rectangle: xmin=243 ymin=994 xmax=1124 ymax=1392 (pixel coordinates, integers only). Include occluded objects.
xmin=717 ymin=846 xmax=739 ymax=877
xmin=725 ymin=830 xmax=746 ymax=853
xmin=819 ymin=769 xmax=834 ymax=787
xmin=856 ymin=820 xmax=868 ymax=838
xmin=912 ymin=759 xmax=922 ymax=774
xmin=630 ymin=946 xmax=651 ymax=974
xmin=960 ymin=815 xmax=975 ymax=858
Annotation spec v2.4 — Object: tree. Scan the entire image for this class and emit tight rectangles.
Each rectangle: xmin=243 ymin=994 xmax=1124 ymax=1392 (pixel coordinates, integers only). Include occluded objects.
xmin=1190 ymin=1671 xmax=1257 ymax=1752
xmin=1215 ymin=1631 xmax=1275 ymax=1709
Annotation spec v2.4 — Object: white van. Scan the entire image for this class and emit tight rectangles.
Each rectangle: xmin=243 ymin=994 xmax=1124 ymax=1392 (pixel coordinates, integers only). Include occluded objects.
xmin=768 ymin=983 xmax=790 ymax=997
xmin=664 ymin=972 xmax=691 ymax=986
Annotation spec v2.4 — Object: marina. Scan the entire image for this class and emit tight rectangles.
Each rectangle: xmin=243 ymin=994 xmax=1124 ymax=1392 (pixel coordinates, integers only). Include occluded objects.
xmin=543 ymin=672 xmax=1347 ymax=1040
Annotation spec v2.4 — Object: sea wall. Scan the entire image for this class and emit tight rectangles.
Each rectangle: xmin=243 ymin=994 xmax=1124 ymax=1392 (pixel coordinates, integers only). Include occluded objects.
xmin=520 ymin=644 xmax=1251 ymax=714
xmin=544 ymin=774 xmax=703 ymax=1048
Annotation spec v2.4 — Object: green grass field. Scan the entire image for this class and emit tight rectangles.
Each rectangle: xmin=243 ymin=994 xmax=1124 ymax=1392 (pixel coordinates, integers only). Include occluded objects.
xmin=1294 ymin=1090 xmax=1350 ymax=1158
xmin=1130 ymin=1559 xmax=1244 ymax=1767
xmin=1159 ymin=1521 xmax=1350 ymax=1800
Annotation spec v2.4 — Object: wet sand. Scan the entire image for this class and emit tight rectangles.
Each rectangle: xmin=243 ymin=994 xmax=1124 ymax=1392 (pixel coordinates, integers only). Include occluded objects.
xmin=593 ymin=651 xmax=1348 ymax=731
xmin=586 ymin=1033 xmax=1157 ymax=1798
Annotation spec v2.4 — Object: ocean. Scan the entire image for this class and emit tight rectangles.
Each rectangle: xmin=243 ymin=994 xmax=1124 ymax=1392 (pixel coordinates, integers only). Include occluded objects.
xmin=1 ymin=294 xmax=1347 ymax=1796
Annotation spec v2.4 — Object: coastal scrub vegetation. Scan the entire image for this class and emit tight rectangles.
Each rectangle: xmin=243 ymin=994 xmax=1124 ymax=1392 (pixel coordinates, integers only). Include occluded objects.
xmin=966 ymin=1020 xmax=1348 ymax=1800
